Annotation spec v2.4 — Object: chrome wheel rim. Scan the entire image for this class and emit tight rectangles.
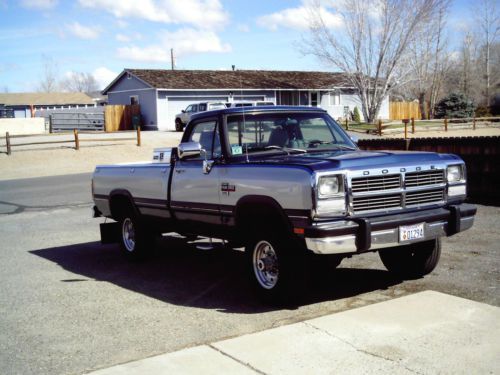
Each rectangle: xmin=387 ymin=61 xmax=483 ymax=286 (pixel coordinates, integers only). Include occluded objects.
xmin=122 ymin=218 xmax=136 ymax=252
xmin=253 ymin=240 xmax=279 ymax=289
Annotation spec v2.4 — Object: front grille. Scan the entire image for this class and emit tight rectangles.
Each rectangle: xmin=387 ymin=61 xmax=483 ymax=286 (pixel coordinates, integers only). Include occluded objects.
xmin=406 ymin=189 xmax=444 ymax=206
xmin=405 ymin=170 xmax=445 ymax=187
xmin=351 ymin=174 xmax=401 ymax=192
xmin=352 ymin=194 xmax=401 ymax=212
xmin=349 ymin=168 xmax=446 ymax=214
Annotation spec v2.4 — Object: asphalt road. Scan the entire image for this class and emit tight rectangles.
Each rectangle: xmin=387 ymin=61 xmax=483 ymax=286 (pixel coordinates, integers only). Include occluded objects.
xmin=0 ymin=174 xmax=498 ymax=375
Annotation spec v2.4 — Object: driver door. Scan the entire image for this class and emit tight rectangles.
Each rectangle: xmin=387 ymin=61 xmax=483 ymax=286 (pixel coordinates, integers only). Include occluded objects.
xmin=170 ymin=119 xmax=222 ymax=226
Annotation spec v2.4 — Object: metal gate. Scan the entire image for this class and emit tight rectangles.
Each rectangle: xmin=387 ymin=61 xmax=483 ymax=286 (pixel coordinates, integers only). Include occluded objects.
xmin=49 ymin=110 xmax=104 ymax=132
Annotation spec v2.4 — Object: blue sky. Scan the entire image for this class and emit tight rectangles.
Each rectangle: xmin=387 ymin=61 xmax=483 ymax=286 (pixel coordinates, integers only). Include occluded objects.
xmin=0 ymin=0 xmax=475 ymax=92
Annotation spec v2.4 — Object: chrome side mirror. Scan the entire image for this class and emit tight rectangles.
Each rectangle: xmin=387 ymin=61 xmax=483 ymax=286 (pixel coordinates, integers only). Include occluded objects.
xmin=178 ymin=142 xmax=202 ymax=159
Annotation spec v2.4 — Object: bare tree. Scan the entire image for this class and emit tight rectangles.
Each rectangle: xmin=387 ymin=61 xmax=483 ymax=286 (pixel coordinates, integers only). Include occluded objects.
xmin=404 ymin=2 xmax=450 ymax=119
xmin=305 ymin=0 xmax=447 ymax=123
xmin=37 ymin=55 xmax=59 ymax=93
xmin=475 ymin=0 xmax=499 ymax=107
xmin=60 ymin=72 xmax=99 ymax=93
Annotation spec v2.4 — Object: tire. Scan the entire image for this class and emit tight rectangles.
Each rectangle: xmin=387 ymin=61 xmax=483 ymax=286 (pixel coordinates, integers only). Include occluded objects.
xmin=246 ymin=232 xmax=308 ymax=304
xmin=175 ymin=119 xmax=183 ymax=132
xmin=379 ymin=239 xmax=441 ymax=279
xmin=118 ymin=206 xmax=154 ymax=260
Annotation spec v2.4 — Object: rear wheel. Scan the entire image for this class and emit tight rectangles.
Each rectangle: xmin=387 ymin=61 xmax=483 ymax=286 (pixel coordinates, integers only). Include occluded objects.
xmin=246 ymin=232 xmax=308 ymax=303
xmin=379 ymin=239 xmax=441 ymax=279
xmin=118 ymin=207 xmax=154 ymax=260
xmin=175 ymin=119 xmax=183 ymax=132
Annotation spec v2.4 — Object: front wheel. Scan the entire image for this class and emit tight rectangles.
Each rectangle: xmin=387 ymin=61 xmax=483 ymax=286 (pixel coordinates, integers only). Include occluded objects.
xmin=119 ymin=209 xmax=154 ymax=260
xmin=175 ymin=119 xmax=183 ymax=132
xmin=379 ymin=238 xmax=441 ymax=279
xmin=246 ymin=234 xmax=308 ymax=303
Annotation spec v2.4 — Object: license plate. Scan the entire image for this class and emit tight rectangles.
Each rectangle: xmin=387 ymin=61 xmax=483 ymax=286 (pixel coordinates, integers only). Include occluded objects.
xmin=399 ymin=223 xmax=425 ymax=242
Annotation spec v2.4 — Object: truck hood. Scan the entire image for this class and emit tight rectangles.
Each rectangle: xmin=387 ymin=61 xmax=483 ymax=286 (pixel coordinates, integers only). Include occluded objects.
xmin=252 ymin=149 xmax=462 ymax=171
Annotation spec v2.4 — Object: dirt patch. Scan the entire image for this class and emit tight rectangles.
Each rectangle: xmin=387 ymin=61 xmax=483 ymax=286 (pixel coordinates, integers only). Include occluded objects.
xmin=0 ymin=131 xmax=183 ymax=181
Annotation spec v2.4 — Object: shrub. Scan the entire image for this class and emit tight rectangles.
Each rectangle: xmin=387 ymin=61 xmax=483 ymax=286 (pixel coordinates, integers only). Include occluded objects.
xmin=353 ymin=106 xmax=361 ymax=123
xmin=434 ymin=92 xmax=475 ymax=119
xmin=475 ymin=106 xmax=491 ymax=118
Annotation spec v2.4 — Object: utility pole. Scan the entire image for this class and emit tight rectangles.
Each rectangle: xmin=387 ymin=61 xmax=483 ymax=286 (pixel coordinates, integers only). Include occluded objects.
xmin=171 ymin=49 xmax=174 ymax=70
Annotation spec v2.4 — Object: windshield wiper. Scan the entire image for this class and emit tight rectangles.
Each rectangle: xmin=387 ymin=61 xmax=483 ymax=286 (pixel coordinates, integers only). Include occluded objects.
xmin=307 ymin=140 xmax=356 ymax=151
xmin=264 ymin=145 xmax=307 ymax=154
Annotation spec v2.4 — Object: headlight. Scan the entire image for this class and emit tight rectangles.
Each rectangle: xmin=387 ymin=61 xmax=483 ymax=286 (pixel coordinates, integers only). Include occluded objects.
xmin=318 ymin=176 xmax=341 ymax=198
xmin=447 ymin=165 xmax=463 ymax=183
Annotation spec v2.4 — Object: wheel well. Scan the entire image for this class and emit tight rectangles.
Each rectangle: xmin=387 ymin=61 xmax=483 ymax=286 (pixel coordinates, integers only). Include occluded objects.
xmin=109 ymin=192 xmax=135 ymax=221
xmin=235 ymin=196 xmax=292 ymax=240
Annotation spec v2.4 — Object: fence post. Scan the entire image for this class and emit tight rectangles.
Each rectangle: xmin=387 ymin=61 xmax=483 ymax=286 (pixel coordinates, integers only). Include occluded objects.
xmin=473 ymin=117 xmax=476 ymax=130
xmin=403 ymin=119 xmax=409 ymax=139
xmin=136 ymin=126 xmax=141 ymax=147
xmin=345 ymin=118 xmax=349 ymax=130
xmin=49 ymin=114 xmax=53 ymax=133
xmin=444 ymin=118 xmax=448 ymax=131
xmin=6 ymin=132 xmax=11 ymax=155
xmin=411 ymin=117 xmax=415 ymax=134
xmin=73 ymin=129 xmax=79 ymax=150
xmin=378 ymin=119 xmax=382 ymax=136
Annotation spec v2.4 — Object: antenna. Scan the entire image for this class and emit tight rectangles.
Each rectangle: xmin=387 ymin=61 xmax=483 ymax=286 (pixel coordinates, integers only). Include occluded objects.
xmin=236 ymin=67 xmax=249 ymax=163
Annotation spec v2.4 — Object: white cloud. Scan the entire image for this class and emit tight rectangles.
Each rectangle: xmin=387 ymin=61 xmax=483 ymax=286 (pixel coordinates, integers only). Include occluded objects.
xmin=257 ymin=1 xmax=342 ymax=31
xmin=93 ymin=67 xmax=118 ymax=89
xmin=66 ymin=22 xmax=102 ymax=39
xmin=21 ymin=0 xmax=57 ymax=9
xmin=78 ymin=0 xmax=228 ymax=30
xmin=116 ymin=32 xmax=142 ymax=42
xmin=237 ymin=24 xmax=250 ymax=33
xmin=117 ymin=28 xmax=231 ymax=63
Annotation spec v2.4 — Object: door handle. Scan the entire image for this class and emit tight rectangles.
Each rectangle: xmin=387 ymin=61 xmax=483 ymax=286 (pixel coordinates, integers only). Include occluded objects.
xmin=175 ymin=169 xmax=185 ymax=174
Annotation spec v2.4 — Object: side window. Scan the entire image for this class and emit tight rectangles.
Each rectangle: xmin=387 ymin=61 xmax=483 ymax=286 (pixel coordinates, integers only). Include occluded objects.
xmin=187 ymin=121 xmax=221 ymax=160
xmin=198 ymin=103 xmax=207 ymax=111
xmin=185 ymin=105 xmax=193 ymax=112
xmin=192 ymin=104 xmax=199 ymax=113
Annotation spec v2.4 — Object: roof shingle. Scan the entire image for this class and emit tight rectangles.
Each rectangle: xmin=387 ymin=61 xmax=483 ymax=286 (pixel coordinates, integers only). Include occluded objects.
xmin=124 ymin=69 xmax=350 ymax=90
xmin=0 ymin=92 xmax=95 ymax=106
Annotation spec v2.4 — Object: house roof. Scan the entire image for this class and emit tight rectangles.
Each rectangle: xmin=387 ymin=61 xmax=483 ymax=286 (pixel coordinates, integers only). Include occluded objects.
xmin=103 ymin=69 xmax=351 ymax=93
xmin=0 ymin=92 xmax=95 ymax=106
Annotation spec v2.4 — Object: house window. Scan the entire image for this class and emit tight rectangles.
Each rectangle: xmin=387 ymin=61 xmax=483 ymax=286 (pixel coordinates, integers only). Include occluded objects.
xmin=310 ymin=92 xmax=319 ymax=107
xmin=329 ymin=90 xmax=340 ymax=105
xmin=130 ymin=95 xmax=139 ymax=105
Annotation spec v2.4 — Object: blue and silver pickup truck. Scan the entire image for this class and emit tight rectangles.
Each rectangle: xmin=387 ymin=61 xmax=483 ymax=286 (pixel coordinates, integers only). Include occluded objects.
xmin=92 ymin=106 xmax=476 ymax=301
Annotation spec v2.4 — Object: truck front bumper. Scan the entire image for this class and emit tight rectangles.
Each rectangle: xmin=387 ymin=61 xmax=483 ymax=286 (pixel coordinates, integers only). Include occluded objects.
xmin=304 ymin=204 xmax=476 ymax=255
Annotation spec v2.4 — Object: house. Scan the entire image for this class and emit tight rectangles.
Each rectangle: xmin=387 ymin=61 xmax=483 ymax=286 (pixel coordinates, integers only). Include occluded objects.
xmin=0 ymin=92 xmax=96 ymax=118
xmin=102 ymin=69 xmax=390 ymax=131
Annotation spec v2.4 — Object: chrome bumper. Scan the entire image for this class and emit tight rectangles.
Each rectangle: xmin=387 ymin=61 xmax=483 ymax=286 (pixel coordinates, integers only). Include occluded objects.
xmin=305 ymin=204 xmax=476 ymax=255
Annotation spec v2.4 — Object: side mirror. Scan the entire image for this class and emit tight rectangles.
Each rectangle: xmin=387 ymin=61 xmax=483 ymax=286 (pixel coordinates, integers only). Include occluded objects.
xmin=178 ymin=142 xmax=202 ymax=159
xmin=182 ymin=110 xmax=186 ymax=113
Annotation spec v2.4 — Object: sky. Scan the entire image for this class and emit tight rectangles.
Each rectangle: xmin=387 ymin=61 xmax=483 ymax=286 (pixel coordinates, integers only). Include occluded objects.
xmin=0 ymin=0 xmax=475 ymax=92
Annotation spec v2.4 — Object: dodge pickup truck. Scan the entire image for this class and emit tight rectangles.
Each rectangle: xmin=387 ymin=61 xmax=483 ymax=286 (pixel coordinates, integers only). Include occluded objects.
xmin=92 ymin=106 xmax=476 ymax=301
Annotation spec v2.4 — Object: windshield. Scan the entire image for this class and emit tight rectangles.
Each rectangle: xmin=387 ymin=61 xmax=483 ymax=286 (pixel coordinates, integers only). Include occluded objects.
xmin=226 ymin=112 xmax=356 ymax=156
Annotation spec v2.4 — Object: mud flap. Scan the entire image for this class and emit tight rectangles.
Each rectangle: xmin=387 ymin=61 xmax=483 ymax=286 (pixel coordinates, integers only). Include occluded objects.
xmin=100 ymin=222 xmax=120 ymax=244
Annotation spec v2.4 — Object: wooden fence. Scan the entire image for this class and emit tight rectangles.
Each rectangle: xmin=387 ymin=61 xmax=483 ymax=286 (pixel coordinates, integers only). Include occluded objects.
xmin=358 ymin=136 xmax=500 ymax=206
xmin=104 ymin=104 xmax=141 ymax=132
xmin=1 ymin=128 xmax=141 ymax=155
xmin=389 ymin=101 xmax=421 ymax=120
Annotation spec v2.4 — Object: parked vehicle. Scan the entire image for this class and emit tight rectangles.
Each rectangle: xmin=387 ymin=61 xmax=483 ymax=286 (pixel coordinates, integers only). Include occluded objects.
xmin=175 ymin=102 xmax=226 ymax=131
xmin=92 ymin=106 xmax=476 ymax=302
xmin=225 ymin=101 xmax=275 ymax=108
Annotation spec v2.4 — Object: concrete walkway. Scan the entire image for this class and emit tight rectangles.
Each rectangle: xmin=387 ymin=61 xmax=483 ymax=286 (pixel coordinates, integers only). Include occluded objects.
xmin=87 ymin=291 xmax=500 ymax=375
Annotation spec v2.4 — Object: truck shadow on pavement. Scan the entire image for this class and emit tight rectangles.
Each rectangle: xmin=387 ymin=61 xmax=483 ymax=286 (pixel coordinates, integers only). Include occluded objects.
xmin=31 ymin=236 xmax=403 ymax=312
